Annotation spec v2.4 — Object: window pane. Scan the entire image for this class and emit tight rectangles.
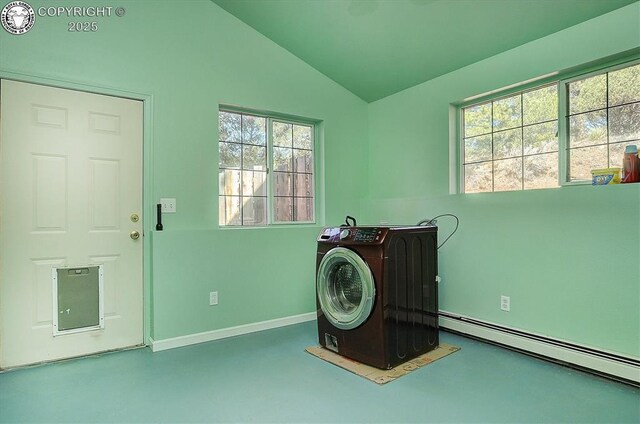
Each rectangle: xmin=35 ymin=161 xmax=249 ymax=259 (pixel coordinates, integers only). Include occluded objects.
xmin=273 ymin=122 xmax=292 ymax=147
xmin=241 ymin=197 xmax=266 ymax=226
xmin=219 ymin=111 xmax=241 ymax=142
xmin=293 ymin=125 xmax=313 ymax=149
xmin=293 ymin=197 xmax=314 ymax=222
xmin=219 ymin=170 xmax=241 ymax=196
xmin=493 ymin=95 xmax=521 ymax=131
xmin=609 ymin=141 xmax=637 ymax=168
xmin=219 ymin=142 xmax=241 ymax=169
xmin=494 ymin=158 xmax=522 ymax=192
xmin=294 ymin=149 xmax=313 ymax=173
xmin=464 ymin=103 xmax=491 ymax=137
xmin=569 ymin=110 xmax=607 ymax=148
xmin=569 ymin=74 xmax=606 ymax=114
xmin=242 ymin=145 xmax=266 ymax=170
xmin=274 ymin=172 xmax=292 ymax=196
xmin=464 ymin=135 xmax=491 ymax=163
xmin=464 ymin=162 xmax=492 ymax=193
xmin=463 ymin=84 xmax=560 ymax=193
xmin=273 ymin=147 xmax=293 ymax=172
xmin=609 ymin=103 xmax=640 ymax=143
xmin=609 ymin=63 xmax=640 ymax=106
xmin=219 ymin=196 xmax=241 ymax=226
xmin=523 ymin=121 xmax=558 ymax=155
xmin=242 ymin=170 xmax=266 ymax=196
xmin=523 ymin=85 xmax=557 ymax=125
xmin=242 ymin=115 xmax=266 ymax=145
xmin=524 ymin=152 xmax=558 ymax=189
xmin=569 ymin=145 xmax=608 ymax=181
xmin=274 ymin=197 xmax=292 ymax=222
xmin=294 ymin=173 xmax=314 ymax=197
xmin=493 ymin=128 xmax=522 ymax=159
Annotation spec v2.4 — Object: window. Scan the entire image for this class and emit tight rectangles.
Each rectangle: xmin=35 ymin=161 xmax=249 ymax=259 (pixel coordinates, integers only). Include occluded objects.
xmin=564 ymin=63 xmax=640 ymax=182
xmin=218 ymin=109 xmax=315 ymax=226
xmin=460 ymin=59 xmax=639 ymax=193
xmin=462 ymin=85 xmax=559 ymax=192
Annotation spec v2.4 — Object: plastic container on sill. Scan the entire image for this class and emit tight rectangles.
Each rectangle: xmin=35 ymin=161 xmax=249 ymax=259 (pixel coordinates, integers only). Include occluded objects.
xmin=621 ymin=145 xmax=639 ymax=184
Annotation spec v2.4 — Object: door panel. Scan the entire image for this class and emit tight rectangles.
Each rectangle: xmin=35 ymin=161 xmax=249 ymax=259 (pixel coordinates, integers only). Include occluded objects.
xmin=317 ymin=247 xmax=375 ymax=330
xmin=0 ymin=80 xmax=143 ymax=368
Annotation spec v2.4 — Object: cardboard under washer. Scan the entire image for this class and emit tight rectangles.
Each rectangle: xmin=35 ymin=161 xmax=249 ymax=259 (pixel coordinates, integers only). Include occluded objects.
xmin=305 ymin=343 xmax=460 ymax=384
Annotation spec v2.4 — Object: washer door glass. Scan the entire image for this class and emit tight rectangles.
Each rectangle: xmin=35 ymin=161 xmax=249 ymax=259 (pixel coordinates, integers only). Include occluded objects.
xmin=317 ymin=247 xmax=375 ymax=330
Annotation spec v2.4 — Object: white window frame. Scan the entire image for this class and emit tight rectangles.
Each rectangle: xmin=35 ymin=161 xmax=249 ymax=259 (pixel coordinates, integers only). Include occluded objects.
xmin=268 ymin=117 xmax=316 ymax=226
xmin=218 ymin=107 xmax=318 ymax=227
xmin=458 ymin=57 xmax=639 ymax=193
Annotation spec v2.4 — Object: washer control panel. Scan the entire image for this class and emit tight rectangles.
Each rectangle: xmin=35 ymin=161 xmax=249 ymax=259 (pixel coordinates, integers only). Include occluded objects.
xmin=318 ymin=227 xmax=385 ymax=244
xmin=352 ymin=228 xmax=380 ymax=242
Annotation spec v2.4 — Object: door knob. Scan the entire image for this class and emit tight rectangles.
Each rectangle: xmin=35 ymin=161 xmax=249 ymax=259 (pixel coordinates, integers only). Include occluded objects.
xmin=130 ymin=230 xmax=140 ymax=240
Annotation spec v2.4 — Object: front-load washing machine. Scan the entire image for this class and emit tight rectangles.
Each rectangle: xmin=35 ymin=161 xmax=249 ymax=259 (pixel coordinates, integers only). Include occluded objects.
xmin=316 ymin=225 xmax=438 ymax=369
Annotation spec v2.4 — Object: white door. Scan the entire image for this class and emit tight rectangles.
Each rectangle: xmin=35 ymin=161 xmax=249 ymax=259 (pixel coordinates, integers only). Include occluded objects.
xmin=0 ymin=80 xmax=143 ymax=368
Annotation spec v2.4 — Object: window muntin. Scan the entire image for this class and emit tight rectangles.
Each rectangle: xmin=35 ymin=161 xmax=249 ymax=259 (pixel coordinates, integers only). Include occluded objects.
xmin=462 ymin=84 xmax=559 ymax=193
xmin=218 ymin=110 xmax=315 ymax=226
xmin=565 ymin=63 xmax=640 ymax=182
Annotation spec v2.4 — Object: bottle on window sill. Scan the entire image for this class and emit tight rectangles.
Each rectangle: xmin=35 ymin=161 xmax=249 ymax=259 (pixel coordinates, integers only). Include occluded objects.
xmin=621 ymin=145 xmax=639 ymax=184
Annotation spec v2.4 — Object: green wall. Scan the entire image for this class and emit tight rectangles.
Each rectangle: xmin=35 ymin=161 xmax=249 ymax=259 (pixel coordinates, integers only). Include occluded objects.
xmin=364 ymin=3 xmax=640 ymax=357
xmin=0 ymin=0 xmax=368 ymax=341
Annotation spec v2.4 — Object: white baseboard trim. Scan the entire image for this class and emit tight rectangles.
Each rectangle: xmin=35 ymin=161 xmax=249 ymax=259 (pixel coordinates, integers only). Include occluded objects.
xmin=439 ymin=312 xmax=640 ymax=384
xmin=149 ymin=312 xmax=316 ymax=352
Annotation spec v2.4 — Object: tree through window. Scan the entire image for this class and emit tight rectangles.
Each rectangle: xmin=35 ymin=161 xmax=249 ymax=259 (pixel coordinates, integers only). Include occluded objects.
xmin=565 ymin=62 xmax=640 ymax=181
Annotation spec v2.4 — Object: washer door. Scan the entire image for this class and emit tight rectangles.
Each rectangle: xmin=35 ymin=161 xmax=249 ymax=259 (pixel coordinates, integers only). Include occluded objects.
xmin=317 ymin=247 xmax=375 ymax=330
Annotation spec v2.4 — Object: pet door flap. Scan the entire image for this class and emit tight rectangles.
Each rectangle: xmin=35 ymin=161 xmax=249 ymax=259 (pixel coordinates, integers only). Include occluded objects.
xmin=52 ymin=265 xmax=104 ymax=335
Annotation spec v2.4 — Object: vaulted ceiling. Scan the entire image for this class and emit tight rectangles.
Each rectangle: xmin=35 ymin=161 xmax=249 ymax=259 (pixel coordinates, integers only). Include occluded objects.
xmin=211 ymin=0 xmax=636 ymax=102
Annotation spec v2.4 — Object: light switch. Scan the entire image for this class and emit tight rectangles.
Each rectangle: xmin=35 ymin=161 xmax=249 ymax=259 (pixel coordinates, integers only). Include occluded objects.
xmin=160 ymin=198 xmax=176 ymax=213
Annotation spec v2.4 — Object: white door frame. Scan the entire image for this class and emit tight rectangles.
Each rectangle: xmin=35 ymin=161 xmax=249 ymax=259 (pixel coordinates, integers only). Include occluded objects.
xmin=0 ymin=70 xmax=154 ymax=347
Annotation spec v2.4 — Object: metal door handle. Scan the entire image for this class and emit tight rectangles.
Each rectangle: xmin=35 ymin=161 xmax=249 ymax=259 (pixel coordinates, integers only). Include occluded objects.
xmin=130 ymin=230 xmax=140 ymax=240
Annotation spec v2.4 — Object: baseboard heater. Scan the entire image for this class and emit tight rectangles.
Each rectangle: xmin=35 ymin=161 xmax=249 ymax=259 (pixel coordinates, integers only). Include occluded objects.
xmin=438 ymin=311 xmax=640 ymax=387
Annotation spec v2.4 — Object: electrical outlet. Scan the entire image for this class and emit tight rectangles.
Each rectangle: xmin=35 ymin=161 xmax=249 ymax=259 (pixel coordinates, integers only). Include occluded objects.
xmin=209 ymin=291 xmax=218 ymax=306
xmin=160 ymin=198 xmax=176 ymax=213
xmin=500 ymin=295 xmax=510 ymax=312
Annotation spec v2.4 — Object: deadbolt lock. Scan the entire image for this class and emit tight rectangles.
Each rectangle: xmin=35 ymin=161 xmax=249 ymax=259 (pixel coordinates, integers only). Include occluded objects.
xmin=130 ymin=213 xmax=139 ymax=222
xmin=130 ymin=230 xmax=140 ymax=240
